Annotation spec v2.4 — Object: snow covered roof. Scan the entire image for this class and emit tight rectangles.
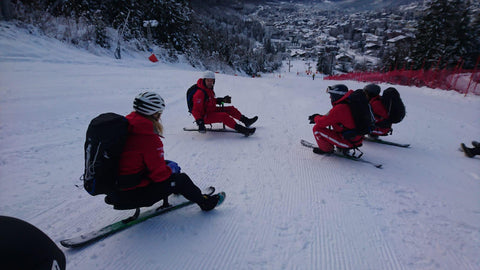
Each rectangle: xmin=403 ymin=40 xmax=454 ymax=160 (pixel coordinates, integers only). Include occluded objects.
xmin=143 ymin=20 xmax=158 ymax=27
xmin=386 ymin=35 xmax=409 ymax=43
xmin=336 ymin=53 xmax=354 ymax=61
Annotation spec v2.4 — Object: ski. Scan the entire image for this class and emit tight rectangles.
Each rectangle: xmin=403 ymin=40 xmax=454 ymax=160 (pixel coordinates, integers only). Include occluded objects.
xmin=183 ymin=127 xmax=238 ymax=133
xmin=363 ymin=136 xmax=410 ymax=148
xmin=300 ymin=139 xmax=383 ymax=169
xmin=60 ymin=188 xmax=225 ymax=248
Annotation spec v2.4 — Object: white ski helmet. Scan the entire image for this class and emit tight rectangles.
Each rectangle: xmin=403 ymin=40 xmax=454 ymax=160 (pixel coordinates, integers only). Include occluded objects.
xmin=326 ymin=84 xmax=348 ymax=102
xmin=133 ymin=91 xmax=165 ymax=115
xmin=202 ymin=70 xmax=216 ymax=79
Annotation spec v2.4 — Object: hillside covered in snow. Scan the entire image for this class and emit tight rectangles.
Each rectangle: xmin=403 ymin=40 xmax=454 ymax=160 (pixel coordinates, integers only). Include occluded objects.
xmin=0 ymin=23 xmax=479 ymax=270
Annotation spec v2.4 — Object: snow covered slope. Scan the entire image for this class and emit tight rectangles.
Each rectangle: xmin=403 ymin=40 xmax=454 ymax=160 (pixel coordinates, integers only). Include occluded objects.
xmin=1 ymin=22 xmax=479 ymax=270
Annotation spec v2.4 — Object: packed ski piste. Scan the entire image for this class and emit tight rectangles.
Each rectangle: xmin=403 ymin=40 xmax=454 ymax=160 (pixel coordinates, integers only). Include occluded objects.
xmin=1 ymin=24 xmax=479 ymax=270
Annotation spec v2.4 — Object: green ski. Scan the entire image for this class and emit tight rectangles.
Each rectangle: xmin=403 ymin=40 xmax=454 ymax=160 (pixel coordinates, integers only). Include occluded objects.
xmin=60 ymin=188 xmax=225 ymax=248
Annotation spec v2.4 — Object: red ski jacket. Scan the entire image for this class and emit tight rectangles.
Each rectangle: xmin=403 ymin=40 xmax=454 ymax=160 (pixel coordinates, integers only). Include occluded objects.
xmin=118 ymin=111 xmax=172 ymax=190
xmin=313 ymin=90 xmax=357 ymax=132
xmin=191 ymin=78 xmax=219 ymax=121
xmin=369 ymin=96 xmax=389 ymax=124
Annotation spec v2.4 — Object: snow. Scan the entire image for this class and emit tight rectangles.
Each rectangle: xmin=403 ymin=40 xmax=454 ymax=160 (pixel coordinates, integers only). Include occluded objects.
xmin=1 ymin=22 xmax=480 ymax=270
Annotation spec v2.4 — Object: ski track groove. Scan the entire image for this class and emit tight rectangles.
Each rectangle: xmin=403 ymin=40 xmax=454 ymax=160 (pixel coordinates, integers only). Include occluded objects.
xmin=250 ymin=159 xmax=285 ymax=269
xmin=447 ymin=248 xmax=479 ymax=270
xmin=308 ymin=151 xmax=352 ymax=269
xmin=372 ymin=225 xmax=404 ymax=270
xmin=299 ymin=146 xmax=407 ymax=270
xmin=167 ymin=130 xmax=278 ymax=269
xmin=194 ymin=218 xmax=241 ymax=269
xmin=298 ymin=152 xmax=349 ymax=269
xmin=353 ymin=184 xmax=405 ymax=270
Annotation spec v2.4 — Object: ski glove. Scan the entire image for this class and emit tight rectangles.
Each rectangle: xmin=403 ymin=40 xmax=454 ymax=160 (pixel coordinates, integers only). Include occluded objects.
xmin=223 ymin=95 xmax=232 ymax=103
xmin=308 ymin=114 xmax=320 ymax=124
xmin=166 ymin=160 xmax=181 ymax=174
xmin=216 ymin=95 xmax=231 ymax=104
xmin=196 ymin=119 xmax=206 ymax=133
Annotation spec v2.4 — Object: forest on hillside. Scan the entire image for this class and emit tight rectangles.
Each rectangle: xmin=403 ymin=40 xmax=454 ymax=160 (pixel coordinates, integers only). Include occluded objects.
xmin=2 ymin=0 xmax=479 ymax=75
xmin=4 ymin=0 xmax=283 ymax=75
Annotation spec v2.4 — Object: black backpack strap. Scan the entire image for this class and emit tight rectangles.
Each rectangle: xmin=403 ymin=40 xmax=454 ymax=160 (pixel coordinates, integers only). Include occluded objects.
xmin=376 ymin=119 xmax=392 ymax=128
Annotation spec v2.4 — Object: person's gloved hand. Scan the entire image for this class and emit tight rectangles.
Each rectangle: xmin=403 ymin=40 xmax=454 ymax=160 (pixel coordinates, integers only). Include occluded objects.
xmin=223 ymin=95 xmax=231 ymax=103
xmin=196 ymin=119 xmax=206 ymax=133
xmin=216 ymin=96 xmax=231 ymax=104
xmin=166 ymin=160 xmax=181 ymax=174
xmin=308 ymin=114 xmax=320 ymax=124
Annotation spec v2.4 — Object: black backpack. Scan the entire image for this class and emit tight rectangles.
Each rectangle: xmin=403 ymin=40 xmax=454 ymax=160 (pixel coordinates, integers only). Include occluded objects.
xmin=82 ymin=113 xmax=129 ymax=196
xmin=343 ymin=89 xmax=375 ymax=139
xmin=186 ymin=84 xmax=207 ymax=113
xmin=381 ymin=87 xmax=406 ymax=124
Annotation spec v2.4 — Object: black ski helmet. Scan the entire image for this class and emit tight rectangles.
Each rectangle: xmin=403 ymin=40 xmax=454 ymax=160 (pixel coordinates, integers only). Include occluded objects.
xmin=326 ymin=84 xmax=348 ymax=102
xmin=363 ymin=84 xmax=381 ymax=97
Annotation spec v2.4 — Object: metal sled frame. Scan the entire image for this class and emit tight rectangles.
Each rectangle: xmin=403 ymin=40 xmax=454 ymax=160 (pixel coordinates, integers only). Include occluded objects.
xmin=121 ymin=196 xmax=171 ymax=223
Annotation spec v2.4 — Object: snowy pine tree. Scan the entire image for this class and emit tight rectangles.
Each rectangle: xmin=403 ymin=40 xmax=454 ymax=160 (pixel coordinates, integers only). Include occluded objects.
xmin=469 ymin=7 xmax=480 ymax=67
xmin=411 ymin=0 xmax=476 ymax=69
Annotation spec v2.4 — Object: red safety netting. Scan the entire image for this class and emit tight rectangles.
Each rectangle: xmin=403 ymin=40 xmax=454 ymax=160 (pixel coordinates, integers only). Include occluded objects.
xmin=324 ymin=57 xmax=480 ymax=96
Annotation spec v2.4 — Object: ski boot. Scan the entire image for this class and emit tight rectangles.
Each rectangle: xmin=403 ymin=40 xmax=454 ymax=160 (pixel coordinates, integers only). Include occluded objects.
xmin=199 ymin=193 xmax=225 ymax=211
xmin=240 ymin=115 xmax=258 ymax=127
xmin=461 ymin=143 xmax=475 ymax=158
xmin=234 ymin=124 xmax=256 ymax=137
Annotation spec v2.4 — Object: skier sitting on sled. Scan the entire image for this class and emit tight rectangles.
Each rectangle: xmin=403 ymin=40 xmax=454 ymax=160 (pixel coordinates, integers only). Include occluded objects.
xmin=308 ymin=84 xmax=364 ymax=154
xmin=189 ymin=71 xmax=258 ymax=136
xmin=105 ymin=92 xmax=221 ymax=211
xmin=363 ymin=84 xmax=406 ymax=139
xmin=363 ymin=84 xmax=392 ymax=137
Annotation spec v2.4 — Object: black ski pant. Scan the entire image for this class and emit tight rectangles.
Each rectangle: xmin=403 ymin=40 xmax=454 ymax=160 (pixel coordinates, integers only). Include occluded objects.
xmin=106 ymin=173 xmax=205 ymax=210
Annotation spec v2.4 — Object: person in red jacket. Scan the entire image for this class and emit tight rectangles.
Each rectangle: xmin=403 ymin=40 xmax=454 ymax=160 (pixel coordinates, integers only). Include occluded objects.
xmin=190 ymin=71 xmax=258 ymax=136
xmin=105 ymin=92 xmax=221 ymax=211
xmin=363 ymin=84 xmax=392 ymax=137
xmin=308 ymin=84 xmax=363 ymax=154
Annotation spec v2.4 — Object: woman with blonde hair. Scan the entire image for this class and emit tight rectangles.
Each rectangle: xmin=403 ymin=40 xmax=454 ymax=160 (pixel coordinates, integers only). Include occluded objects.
xmin=105 ymin=92 xmax=223 ymax=211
